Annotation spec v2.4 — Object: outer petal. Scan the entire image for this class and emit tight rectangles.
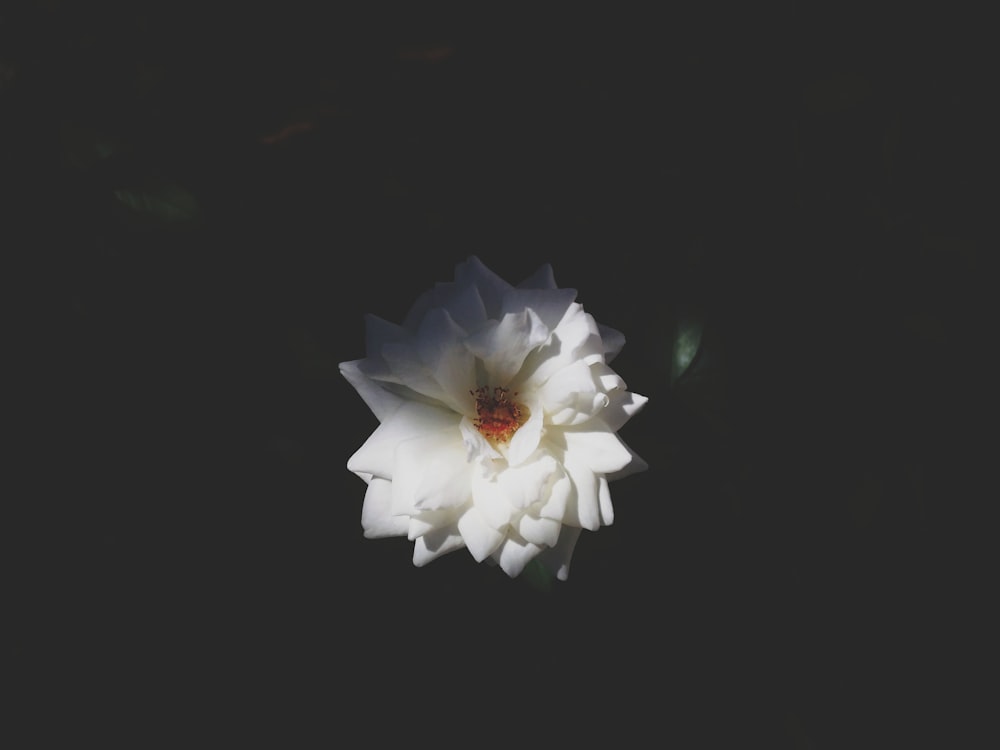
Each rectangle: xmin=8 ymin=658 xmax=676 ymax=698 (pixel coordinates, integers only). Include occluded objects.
xmin=602 ymin=389 xmax=649 ymax=433
xmin=391 ymin=428 xmax=467 ymax=516
xmin=361 ymin=477 xmax=409 ymax=538
xmin=598 ymin=324 xmax=625 ymax=362
xmin=499 ymin=287 xmax=578 ymax=333
xmin=562 ymin=458 xmax=602 ymax=531
xmin=516 ymin=263 xmax=558 ymax=290
xmin=339 ymin=359 xmax=405 ymax=424
xmin=517 ymin=512 xmax=562 ymax=548
xmin=457 ymin=506 xmax=506 ymax=561
xmin=560 ymin=425 xmax=634 ymax=474
xmin=347 ymin=401 xmax=461 ymax=480
xmin=492 ymin=532 xmax=543 ymax=578
xmin=454 ymin=256 xmax=513 ymax=319
xmin=413 ymin=526 xmax=466 ymax=566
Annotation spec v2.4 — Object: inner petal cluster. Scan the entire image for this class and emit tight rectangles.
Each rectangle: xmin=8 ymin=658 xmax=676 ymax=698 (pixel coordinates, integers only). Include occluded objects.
xmin=471 ymin=386 xmax=528 ymax=445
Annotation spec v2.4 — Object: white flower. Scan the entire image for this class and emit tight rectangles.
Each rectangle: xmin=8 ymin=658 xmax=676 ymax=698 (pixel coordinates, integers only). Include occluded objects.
xmin=340 ymin=256 xmax=648 ymax=580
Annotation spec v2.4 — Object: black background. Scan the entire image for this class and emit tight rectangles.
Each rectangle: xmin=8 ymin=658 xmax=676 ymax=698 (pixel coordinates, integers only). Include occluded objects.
xmin=5 ymin=2 xmax=987 ymax=747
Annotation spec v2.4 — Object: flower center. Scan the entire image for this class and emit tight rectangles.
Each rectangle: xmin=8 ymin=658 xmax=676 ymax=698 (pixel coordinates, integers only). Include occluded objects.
xmin=471 ymin=386 xmax=528 ymax=444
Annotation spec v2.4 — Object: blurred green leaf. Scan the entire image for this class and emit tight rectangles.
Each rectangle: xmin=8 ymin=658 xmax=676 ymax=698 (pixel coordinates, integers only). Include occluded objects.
xmin=113 ymin=181 xmax=199 ymax=223
xmin=521 ymin=559 xmax=554 ymax=593
xmin=671 ymin=316 xmax=703 ymax=385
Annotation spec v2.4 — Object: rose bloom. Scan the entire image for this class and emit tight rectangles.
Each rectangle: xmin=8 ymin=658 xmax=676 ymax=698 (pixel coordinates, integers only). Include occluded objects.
xmin=340 ymin=257 xmax=647 ymax=580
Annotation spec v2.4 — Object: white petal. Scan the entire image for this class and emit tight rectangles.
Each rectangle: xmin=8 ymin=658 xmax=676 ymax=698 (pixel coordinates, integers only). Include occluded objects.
xmin=538 ymin=470 xmax=571 ymax=522
xmin=339 ymin=359 xmax=405 ymax=423
xmin=607 ymin=445 xmax=648 ymax=481
xmin=381 ymin=339 xmax=449 ymax=405
xmin=563 ymin=458 xmax=602 ymax=531
xmin=407 ymin=509 xmax=459 ymax=540
xmin=347 ymin=401 xmax=461 ymax=480
xmin=457 ymin=507 xmax=506 ymax=561
xmin=416 ymin=308 xmax=476 ymax=414
xmin=506 ymin=397 xmax=544 ymax=467
xmin=598 ymin=476 xmax=614 ymax=525
xmin=598 ymin=324 xmax=625 ymax=362
xmin=454 ymin=256 xmax=513 ymax=319
xmin=391 ymin=428 xmax=466 ymax=516
xmin=413 ymin=526 xmax=466 ymax=566
xmin=361 ymin=477 xmax=409 ymax=538
xmin=517 ymin=305 xmax=603 ymax=389
xmin=459 ymin=416 xmax=504 ymax=463
xmin=536 ymin=526 xmax=582 ymax=581
xmin=465 ymin=308 xmax=550 ymax=385
xmin=602 ymin=389 xmax=648 ymax=432
xmin=471 ymin=471 xmax=513 ymax=528
xmin=517 ymin=513 xmax=562 ymax=548
xmin=412 ymin=440 xmax=473 ymax=511
xmin=499 ymin=287 xmax=578 ymax=333
xmin=516 ymin=263 xmax=558 ymax=290
xmin=560 ymin=425 xmax=634 ymax=474
xmin=498 ymin=453 xmax=559 ymax=510
xmin=492 ymin=532 xmax=543 ymax=578
xmin=365 ymin=313 xmax=408 ymax=355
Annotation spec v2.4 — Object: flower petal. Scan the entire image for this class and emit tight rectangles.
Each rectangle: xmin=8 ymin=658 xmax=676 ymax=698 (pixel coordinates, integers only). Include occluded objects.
xmin=361 ymin=477 xmax=409 ymax=538
xmin=347 ymin=401 xmax=461 ymax=480
xmin=601 ymin=389 xmax=648 ymax=433
xmin=506 ymin=396 xmax=544 ymax=467
xmin=416 ymin=308 xmax=475 ymax=414
xmin=562 ymin=458 xmax=602 ymax=531
xmin=499 ymin=287 xmax=578 ymax=334
xmin=560 ymin=424 xmax=635 ymax=474
xmin=471 ymin=471 xmax=513 ymax=529
xmin=517 ymin=512 xmax=562 ymax=548
xmin=465 ymin=308 xmax=550 ymax=385
xmin=391 ymin=428 xmax=466 ymax=516
xmin=339 ymin=359 xmax=405 ymax=424
xmin=413 ymin=525 xmax=466 ymax=566
xmin=457 ymin=506 xmax=506 ymax=561
xmin=599 ymin=324 xmax=625 ymax=362
xmin=517 ymin=305 xmax=603 ymax=389
xmin=598 ymin=476 xmax=614 ymax=525
xmin=454 ymin=256 xmax=513 ymax=319
xmin=536 ymin=526 xmax=582 ymax=581
xmin=497 ymin=453 xmax=559 ymax=510
xmin=492 ymin=532 xmax=542 ymax=578
xmin=516 ymin=263 xmax=558 ymax=290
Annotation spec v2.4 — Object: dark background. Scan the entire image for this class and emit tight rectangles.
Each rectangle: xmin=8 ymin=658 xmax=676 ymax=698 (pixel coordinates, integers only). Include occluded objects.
xmin=5 ymin=2 xmax=986 ymax=747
